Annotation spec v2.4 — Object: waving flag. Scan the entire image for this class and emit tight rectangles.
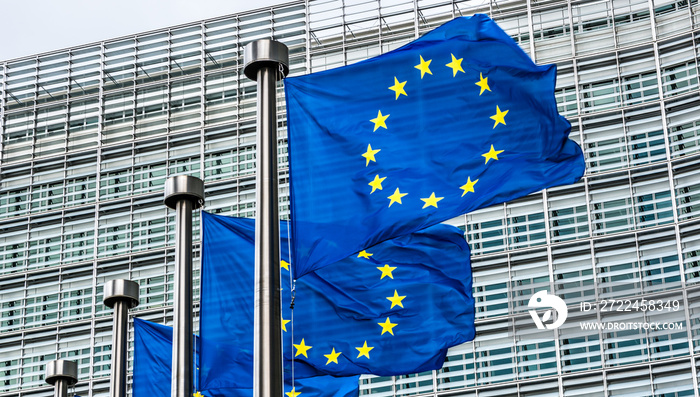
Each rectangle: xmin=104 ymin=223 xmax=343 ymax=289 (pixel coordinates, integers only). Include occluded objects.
xmin=285 ymin=14 xmax=585 ymax=276
xmin=200 ymin=212 xmax=474 ymax=385
xmin=133 ymin=318 xmax=200 ymax=397
xmin=133 ymin=318 xmax=355 ymax=397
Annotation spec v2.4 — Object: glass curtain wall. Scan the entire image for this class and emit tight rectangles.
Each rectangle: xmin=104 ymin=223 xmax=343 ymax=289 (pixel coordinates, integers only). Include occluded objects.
xmin=1 ymin=0 xmax=700 ymax=396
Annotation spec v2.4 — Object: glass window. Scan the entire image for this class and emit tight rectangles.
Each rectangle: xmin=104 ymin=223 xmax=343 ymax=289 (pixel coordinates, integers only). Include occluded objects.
xmin=467 ymin=206 xmax=505 ymax=255
xmin=474 ymin=320 xmax=515 ymax=385
xmin=631 ymin=166 xmax=674 ymax=228
xmin=24 ymin=271 xmax=61 ymax=329
xmin=584 ymin=112 xmax=627 ymax=173
xmin=553 ymin=242 xmax=595 ymax=304
xmin=674 ymin=157 xmax=700 ymax=221
xmin=651 ymin=361 xmax=695 ymax=396
xmin=21 ymin=331 xmax=57 ymax=388
xmin=572 ymin=1 xmax=615 ymax=56
xmin=562 ymin=373 xmax=604 ymax=396
xmin=510 ymin=249 xmax=549 ymax=316
xmin=595 ymin=235 xmax=641 ymax=299
xmin=473 ymin=256 xmax=509 ymax=319
xmin=589 ymin=172 xmax=634 ymax=234
xmin=680 ymin=223 xmax=700 ymax=286
xmin=533 ymin=7 xmax=572 ymax=63
xmin=667 ymin=96 xmax=700 ymax=158
xmin=506 ymin=196 xmax=547 ymax=249
xmin=0 ymin=277 xmax=25 ymax=332
xmin=602 ymin=310 xmax=649 ymax=367
xmin=439 ymin=343 xmax=476 ymax=390
xmin=606 ymin=368 xmax=652 ymax=395
xmin=559 ymin=308 xmax=602 ymax=373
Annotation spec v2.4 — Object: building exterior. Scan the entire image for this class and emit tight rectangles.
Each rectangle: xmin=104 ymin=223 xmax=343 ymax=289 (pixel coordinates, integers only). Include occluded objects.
xmin=1 ymin=0 xmax=700 ymax=396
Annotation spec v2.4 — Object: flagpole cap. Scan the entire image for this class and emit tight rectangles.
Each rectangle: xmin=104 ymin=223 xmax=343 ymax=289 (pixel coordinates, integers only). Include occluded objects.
xmin=45 ymin=359 xmax=78 ymax=386
xmin=243 ymin=39 xmax=289 ymax=81
xmin=164 ymin=175 xmax=204 ymax=210
xmin=103 ymin=279 xmax=140 ymax=309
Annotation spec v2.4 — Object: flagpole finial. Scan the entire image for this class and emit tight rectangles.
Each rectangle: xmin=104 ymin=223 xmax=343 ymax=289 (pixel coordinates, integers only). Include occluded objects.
xmin=164 ymin=175 xmax=205 ymax=210
xmin=103 ymin=279 xmax=140 ymax=309
xmin=46 ymin=360 xmax=78 ymax=385
xmin=243 ymin=39 xmax=289 ymax=81
xmin=103 ymin=280 xmax=139 ymax=397
xmin=46 ymin=359 xmax=78 ymax=397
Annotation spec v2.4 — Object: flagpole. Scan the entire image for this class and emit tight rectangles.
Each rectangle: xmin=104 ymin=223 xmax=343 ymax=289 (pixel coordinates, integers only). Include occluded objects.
xmin=45 ymin=359 xmax=78 ymax=397
xmin=103 ymin=279 xmax=140 ymax=397
xmin=243 ymin=39 xmax=289 ymax=397
xmin=164 ymin=175 xmax=204 ymax=397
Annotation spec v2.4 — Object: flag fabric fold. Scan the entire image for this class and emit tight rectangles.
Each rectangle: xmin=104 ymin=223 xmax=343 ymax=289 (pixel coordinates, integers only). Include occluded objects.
xmin=133 ymin=318 xmax=200 ymax=397
xmin=133 ymin=318 xmax=353 ymax=397
xmin=200 ymin=211 xmax=474 ymax=386
xmin=285 ymin=14 xmax=585 ymax=277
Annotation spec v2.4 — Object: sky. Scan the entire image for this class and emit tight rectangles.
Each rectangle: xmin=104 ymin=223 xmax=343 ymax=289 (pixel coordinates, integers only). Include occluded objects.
xmin=0 ymin=0 xmax=283 ymax=61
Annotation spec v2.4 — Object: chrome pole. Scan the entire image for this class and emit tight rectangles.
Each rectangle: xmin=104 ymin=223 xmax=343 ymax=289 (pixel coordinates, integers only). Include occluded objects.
xmin=103 ymin=279 xmax=140 ymax=397
xmin=243 ymin=39 xmax=289 ymax=397
xmin=164 ymin=175 xmax=204 ymax=397
xmin=45 ymin=359 xmax=78 ymax=397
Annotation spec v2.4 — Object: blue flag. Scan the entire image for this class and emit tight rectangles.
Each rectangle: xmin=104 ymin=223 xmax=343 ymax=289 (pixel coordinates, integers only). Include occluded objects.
xmin=200 ymin=212 xmax=474 ymax=384
xmin=133 ymin=318 xmax=351 ymax=397
xmin=132 ymin=318 xmax=201 ymax=397
xmin=285 ymin=14 xmax=585 ymax=276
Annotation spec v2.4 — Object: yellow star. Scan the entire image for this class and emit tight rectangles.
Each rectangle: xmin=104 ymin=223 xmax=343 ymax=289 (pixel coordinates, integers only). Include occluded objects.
xmin=368 ymin=174 xmax=386 ymax=194
xmin=193 ymin=392 xmax=204 ymax=397
xmin=475 ymin=72 xmax=491 ymax=95
xmin=282 ymin=318 xmax=290 ymax=332
xmin=420 ymin=192 xmax=444 ymax=209
xmin=414 ymin=55 xmax=432 ymax=78
xmin=490 ymin=105 xmax=509 ymax=128
xmin=376 ymin=264 xmax=397 ymax=279
xmin=460 ymin=177 xmax=479 ymax=197
xmin=280 ymin=260 xmax=290 ymax=271
xmin=386 ymin=290 xmax=405 ymax=309
xmin=293 ymin=339 xmax=312 ymax=358
xmin=357 ymin=250 xmax=373 ymax=259
xmin=324 ymin=348 xmax=342 ymax=365
xmin=446 ymin=53 xmax=464 ymax=77
xmin=370 ymin=110 xmax=390 ymax=132
xmin=388 ymin=77 xmax=407 ymax=100
xmin=355 ymin=341 xmax=374 ymax=359
xmin=482 ymin=145 xmax=504 ymax=164
xmin=362 ymin=144 xmax=381 ymax=166
xmin=387 ymin=188 xmax=407 ymax=207
xmin=377 ymin=317 xmax=398 ymax=335
xmin=286 ymin=388 xmax=301 ymax=397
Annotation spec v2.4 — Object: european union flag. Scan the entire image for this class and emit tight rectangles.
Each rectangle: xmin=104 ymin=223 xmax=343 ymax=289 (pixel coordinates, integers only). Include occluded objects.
xmin=200 ymin=212 xmax=474 ymax=382
xmin=133 ymin=318 xmax=353 ymax=397
xmin=133 ymin=318 xmax=201 ymax=397
xmin=285 ymin=14 xmax=585 ymax=276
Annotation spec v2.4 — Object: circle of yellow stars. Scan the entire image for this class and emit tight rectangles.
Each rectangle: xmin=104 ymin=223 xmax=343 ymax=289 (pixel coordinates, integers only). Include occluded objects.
xmin=361 ymin=52 xmax=509 ymax=210
xmin=283 ymin=52 xmax=510 ymax=397
xmin=286 ymin=249 xmax=406 ymax=371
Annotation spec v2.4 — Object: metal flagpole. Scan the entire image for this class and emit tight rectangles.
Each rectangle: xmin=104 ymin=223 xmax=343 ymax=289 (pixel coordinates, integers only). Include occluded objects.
xmin=164 ymin=175 xmax=204 ymax=397
xmin=45 ymin=359 xmax=78 ymax=397
xmin=103 ymin=279 xmax=140 ymax=397
xmin=243 ymin=39 xmax=289 ymax=397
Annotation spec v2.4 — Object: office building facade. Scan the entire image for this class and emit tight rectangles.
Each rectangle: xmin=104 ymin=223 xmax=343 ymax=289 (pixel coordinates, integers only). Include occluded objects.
xmin=1 ymin=0 xmax=700 ymax=395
